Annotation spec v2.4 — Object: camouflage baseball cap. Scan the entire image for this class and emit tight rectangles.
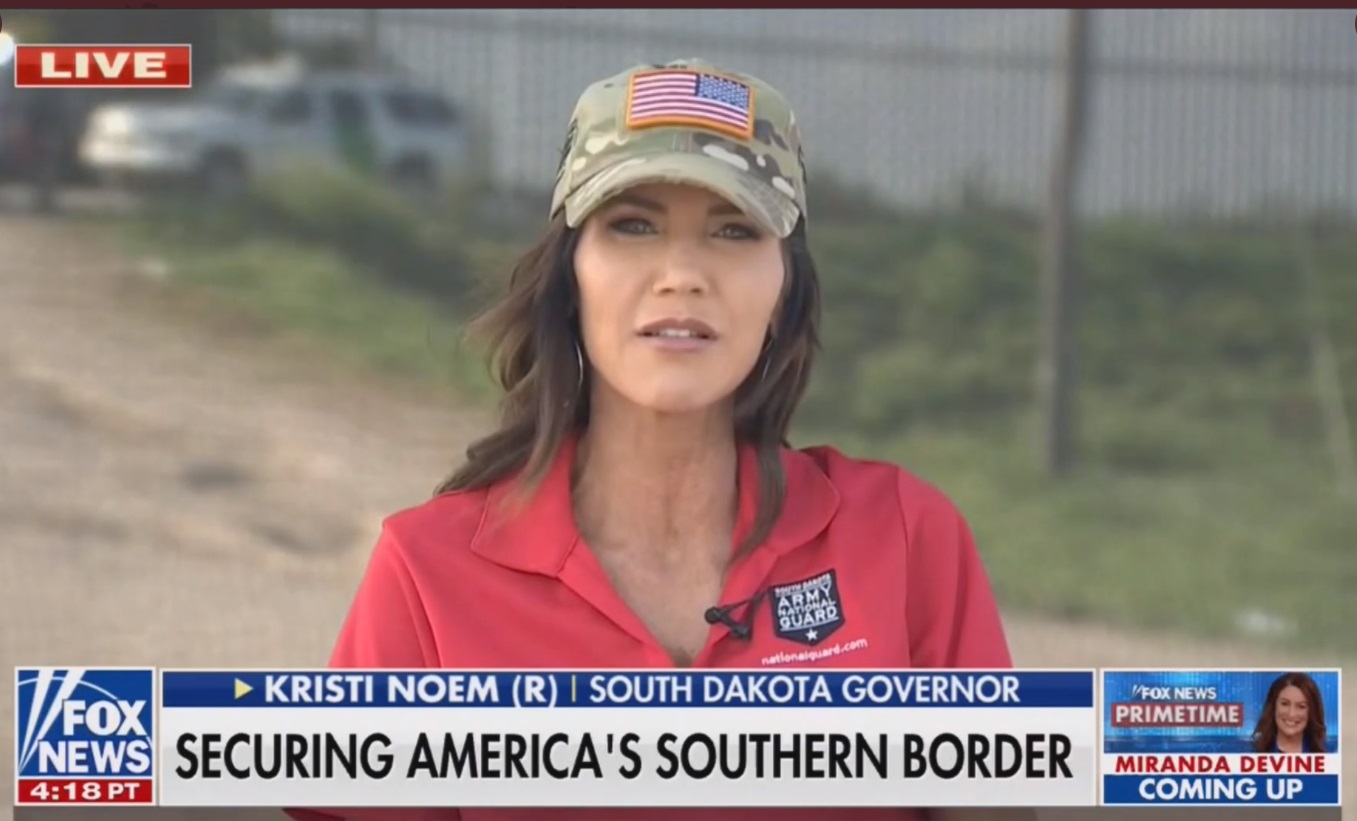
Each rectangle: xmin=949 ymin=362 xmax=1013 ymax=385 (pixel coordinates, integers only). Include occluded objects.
xmin=550 ymin=58 xmax=808 ymax=238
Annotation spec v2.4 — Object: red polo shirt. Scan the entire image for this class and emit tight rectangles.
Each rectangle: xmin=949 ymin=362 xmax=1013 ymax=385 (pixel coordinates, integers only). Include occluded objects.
xmin=290 ymin=436 xmax=1013 ymax=821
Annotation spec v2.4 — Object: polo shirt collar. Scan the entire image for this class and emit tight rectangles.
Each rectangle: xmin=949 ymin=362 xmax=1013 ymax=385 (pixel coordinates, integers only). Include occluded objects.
xmin=470 ymin=431 xmax=839 ymax=576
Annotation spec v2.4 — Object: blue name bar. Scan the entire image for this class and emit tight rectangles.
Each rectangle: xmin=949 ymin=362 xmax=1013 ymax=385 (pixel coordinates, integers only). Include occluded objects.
xmin=1103 ymin=775 xmax=1339 ymax=806
xmin=161 ymin=670 xmax=1093 ymax=709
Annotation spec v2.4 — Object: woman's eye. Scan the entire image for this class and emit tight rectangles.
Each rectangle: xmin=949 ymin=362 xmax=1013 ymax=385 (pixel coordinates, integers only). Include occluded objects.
xmin=605 ymin=218 xmax=759 ymax=239
xmin=608 ymin=217 xmax=655 ymax=234
xmin=716 ymin=223 xmax=760 ymax=240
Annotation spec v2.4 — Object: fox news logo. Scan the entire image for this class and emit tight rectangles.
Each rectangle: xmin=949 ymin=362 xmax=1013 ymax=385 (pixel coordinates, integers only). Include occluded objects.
xmin=15 ymin=668 xmax=155 ymax=778
xmin=1132 ymin=683 xmax=1219 ymax=701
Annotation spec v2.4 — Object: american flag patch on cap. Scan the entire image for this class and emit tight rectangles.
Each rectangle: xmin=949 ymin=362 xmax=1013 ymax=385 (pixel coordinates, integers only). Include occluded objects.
xmin=625 ymin=69 xmax=755 ymax=139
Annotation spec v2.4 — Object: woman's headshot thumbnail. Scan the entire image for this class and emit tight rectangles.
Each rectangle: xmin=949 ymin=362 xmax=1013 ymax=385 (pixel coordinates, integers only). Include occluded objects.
xmin=1252 ymin=672 xmax=1327 ymax=753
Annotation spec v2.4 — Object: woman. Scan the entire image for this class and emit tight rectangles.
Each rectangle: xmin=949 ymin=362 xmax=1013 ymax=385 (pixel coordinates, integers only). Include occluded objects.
xmin=298 ymin=59 xmax=1025 ymax=821
xmin=1252 ymin=672 xmax=1327 ymax=754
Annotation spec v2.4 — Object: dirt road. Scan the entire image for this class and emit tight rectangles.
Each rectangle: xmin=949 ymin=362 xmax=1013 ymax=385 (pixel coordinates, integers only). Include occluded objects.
xmin=0 ymin=214 xmax=1348 ymax=818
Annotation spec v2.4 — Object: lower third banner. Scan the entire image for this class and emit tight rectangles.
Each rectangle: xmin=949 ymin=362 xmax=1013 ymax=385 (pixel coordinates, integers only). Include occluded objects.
xmin=156 ymin=669 xmax=1096 ymax=807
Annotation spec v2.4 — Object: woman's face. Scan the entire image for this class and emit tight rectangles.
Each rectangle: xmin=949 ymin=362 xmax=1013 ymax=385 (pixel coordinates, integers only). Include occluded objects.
xmin=1274 ymin=685 xmax=1310 ymax=738
xmin=573 ymin=182 xmax=786 ymax=416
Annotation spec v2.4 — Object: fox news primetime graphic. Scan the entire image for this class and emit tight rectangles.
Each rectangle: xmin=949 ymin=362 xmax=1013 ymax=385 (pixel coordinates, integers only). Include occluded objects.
xmin=157 ymin=669 xmax=1097 ymax=808
xmin=13 ymin=44 xmax=191 ymax=88
xmin=14 ymin=668 xmax=156 ymax=806
xmin=1102 ymin=668 xmax=1341 ymax=807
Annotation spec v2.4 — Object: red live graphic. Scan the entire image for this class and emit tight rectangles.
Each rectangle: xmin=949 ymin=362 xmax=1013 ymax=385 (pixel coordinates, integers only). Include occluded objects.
xmin=14 ymin=45 xmax=191 ymax=88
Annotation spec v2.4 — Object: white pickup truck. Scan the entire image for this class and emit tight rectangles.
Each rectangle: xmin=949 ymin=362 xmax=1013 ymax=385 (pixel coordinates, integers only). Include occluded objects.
xmin=79 ymin=58 xmax=478 ymax=198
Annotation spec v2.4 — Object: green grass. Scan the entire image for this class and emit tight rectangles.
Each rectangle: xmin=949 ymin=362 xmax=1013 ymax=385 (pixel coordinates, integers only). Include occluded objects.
xmin=155 ymin=238 xmax=484 ymax=390
xmin=110 ymin=174 xmax=1357 ymax=655
xmin=845 ymin=426 xmax=1357 ymax=647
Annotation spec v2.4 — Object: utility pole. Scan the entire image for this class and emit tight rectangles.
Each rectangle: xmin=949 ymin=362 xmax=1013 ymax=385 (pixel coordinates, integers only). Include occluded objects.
xmin=1036 ymin=8 xmax=1091 ymax=476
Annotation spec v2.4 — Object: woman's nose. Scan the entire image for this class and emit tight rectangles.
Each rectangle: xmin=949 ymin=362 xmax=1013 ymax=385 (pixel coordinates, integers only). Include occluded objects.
xmin=652 ymin=242 xmax=710 ymax=295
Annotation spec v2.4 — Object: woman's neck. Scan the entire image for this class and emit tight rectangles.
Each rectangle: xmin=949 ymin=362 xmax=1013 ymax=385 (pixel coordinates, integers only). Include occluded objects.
xmin=1275 ymin=733 xmax=1304 ymax=752
xmin=572 ymin=403 xmax=740 ymax=565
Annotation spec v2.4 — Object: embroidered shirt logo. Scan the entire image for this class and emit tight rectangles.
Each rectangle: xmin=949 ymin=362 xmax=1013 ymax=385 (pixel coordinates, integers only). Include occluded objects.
xmin=770 ymin=569 xmax=844 ymax=647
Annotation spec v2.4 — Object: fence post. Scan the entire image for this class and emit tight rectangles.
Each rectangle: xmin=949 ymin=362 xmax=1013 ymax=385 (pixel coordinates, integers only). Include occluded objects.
xmin=362 ymin=9 xmax=380 ymax=68
xmin=1036 ymin=8 xmax=1091 ymax=477
xmin=1294 ymin=224 xmax=1357 ymax=500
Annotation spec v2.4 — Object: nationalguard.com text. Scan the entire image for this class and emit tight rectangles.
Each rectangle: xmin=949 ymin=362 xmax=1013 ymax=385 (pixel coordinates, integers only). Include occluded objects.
xmin=173 ymin=731 xmax=1074 ymax=781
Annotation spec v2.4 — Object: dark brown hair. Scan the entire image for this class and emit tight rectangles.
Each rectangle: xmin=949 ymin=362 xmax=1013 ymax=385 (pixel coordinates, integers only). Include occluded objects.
xmin=1251 ymin=672 xmax=1327 ymax=753
xmin=435 ymin=212 xmax=822 ymax=555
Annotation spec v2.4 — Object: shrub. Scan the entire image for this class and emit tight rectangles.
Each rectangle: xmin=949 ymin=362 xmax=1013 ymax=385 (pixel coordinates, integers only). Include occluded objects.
xmin=143 ymin=173 xmax=1357 ymax=476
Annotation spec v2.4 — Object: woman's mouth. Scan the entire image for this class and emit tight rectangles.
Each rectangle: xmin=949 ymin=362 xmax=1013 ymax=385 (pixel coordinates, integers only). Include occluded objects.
xmin=638 ymin=318 xmax=717 ymax=351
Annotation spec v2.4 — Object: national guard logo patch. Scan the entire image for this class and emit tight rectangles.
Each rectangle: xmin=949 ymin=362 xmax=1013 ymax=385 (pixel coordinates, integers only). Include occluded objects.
xmin=770 ymin=569 xmax=844 ymax=647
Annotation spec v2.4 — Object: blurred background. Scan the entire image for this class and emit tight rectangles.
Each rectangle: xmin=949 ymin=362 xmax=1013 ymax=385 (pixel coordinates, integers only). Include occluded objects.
xmin=0 ymin=8 xmax=1353 ymax=818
